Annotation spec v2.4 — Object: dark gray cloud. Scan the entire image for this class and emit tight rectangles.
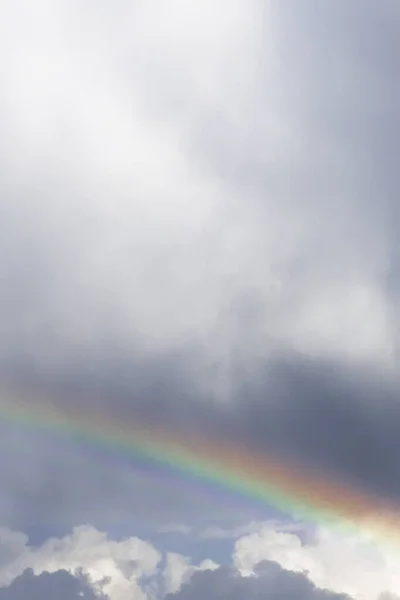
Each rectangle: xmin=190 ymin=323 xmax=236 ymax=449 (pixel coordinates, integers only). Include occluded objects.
xmin=0 ymin=0 xmax=399 ymax=533
xmin=166 ymin=559 xmax=351 ymax=600
xmin=2 ymin=351 xmax=400 ymax=534
xmin=0 ymin=568 xmax=106 ymax=600
xmin=228 ymin=353 xmax=400 ymax=501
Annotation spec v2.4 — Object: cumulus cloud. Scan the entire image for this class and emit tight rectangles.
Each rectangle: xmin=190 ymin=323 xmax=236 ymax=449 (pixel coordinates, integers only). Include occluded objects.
xmin=0 ymin=525 xmax=161 ymax=600
xmin=0 ymin=524 xmax=220 ymax=599
xmin=233 ymin=524 xmax=400 ymax=600
xmin=162 ymin=552 xmax=218 ymax=596
xmin=1 ymin=522 xmax=400 ymax=600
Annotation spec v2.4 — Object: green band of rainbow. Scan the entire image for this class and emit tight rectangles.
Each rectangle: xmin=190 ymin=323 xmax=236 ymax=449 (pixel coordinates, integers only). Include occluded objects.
xmin=1 ymin=388 xmax=399 ymax=542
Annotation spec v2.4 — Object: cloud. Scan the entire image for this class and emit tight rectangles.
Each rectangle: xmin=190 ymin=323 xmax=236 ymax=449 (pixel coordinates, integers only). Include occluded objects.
xmin=0 ymin=524 xmax=220 ymax=600
xmin=233 ymin=524 xmax=400 ymax=600
xmin=0 ymin=0 xmax=399 ymax=536
xmin=226 ymin=353 xmax=400 ymax=504
xmin=1 ymin=522 xmax=400 ymax=600
xmin=0 ymin=0 xmax=271 ymax=377
xmin=0 ymin=525 xmax=161 ymax=600
xmin=158 ymin=525 xmax=193 ymax=536
xmin=198 ymin=520 xmax=308 ymax=540
xmin=165 ymin=559 xmax=352 ymax=600
xmin=157 ymin=522 xmax=400 ymax=600
xmin=2 ymin=2 xmax=400 ymax=598
xmin=0 ymin=0 xmax=398 ymax=377
xmin=162 ymin=552 xmax=218 ymax=596
xmin=0 ymin=568 xmax=105 ymax=600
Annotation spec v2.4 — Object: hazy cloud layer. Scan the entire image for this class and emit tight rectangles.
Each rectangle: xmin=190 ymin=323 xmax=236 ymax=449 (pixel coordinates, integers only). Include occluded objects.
xmin=1 ymin=0 xmax=398 ymax=371
xmin=0 ymin=0 xmax=400 ymax=534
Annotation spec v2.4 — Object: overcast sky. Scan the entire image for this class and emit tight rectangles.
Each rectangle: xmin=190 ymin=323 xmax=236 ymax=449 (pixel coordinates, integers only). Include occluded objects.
xmin=0 ymin=0 xmax=400 ymax=598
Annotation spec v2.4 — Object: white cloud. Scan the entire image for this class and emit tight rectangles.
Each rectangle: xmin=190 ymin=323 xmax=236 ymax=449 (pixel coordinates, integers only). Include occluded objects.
xmin=0 ymin=0 xmax=396 ymax=397
xmin=234 ymin=524 xmax=400 ymax=600
xmin=157 ymin=525 xmax=193 ymax=536
xmin=0 ymin=524 xmax=222 ymax=599
xmin=199 ymin=519 xmax=307 ymax=540
xmin=0 ymin=526 xmax=161 ymax=600
xmin=163 ymin=553 xmax=218 ymax=596
xmin=2 ymin=521 xmax=400 ymax=600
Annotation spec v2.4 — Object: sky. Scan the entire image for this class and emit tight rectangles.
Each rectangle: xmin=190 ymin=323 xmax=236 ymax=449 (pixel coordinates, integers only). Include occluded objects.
xmin=0 ymin=0 xmax=400 ymax=598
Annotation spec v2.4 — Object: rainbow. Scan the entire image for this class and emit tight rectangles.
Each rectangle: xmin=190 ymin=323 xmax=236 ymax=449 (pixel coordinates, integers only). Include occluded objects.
xmin=1 ymin=386 xmax=399 ymax=541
